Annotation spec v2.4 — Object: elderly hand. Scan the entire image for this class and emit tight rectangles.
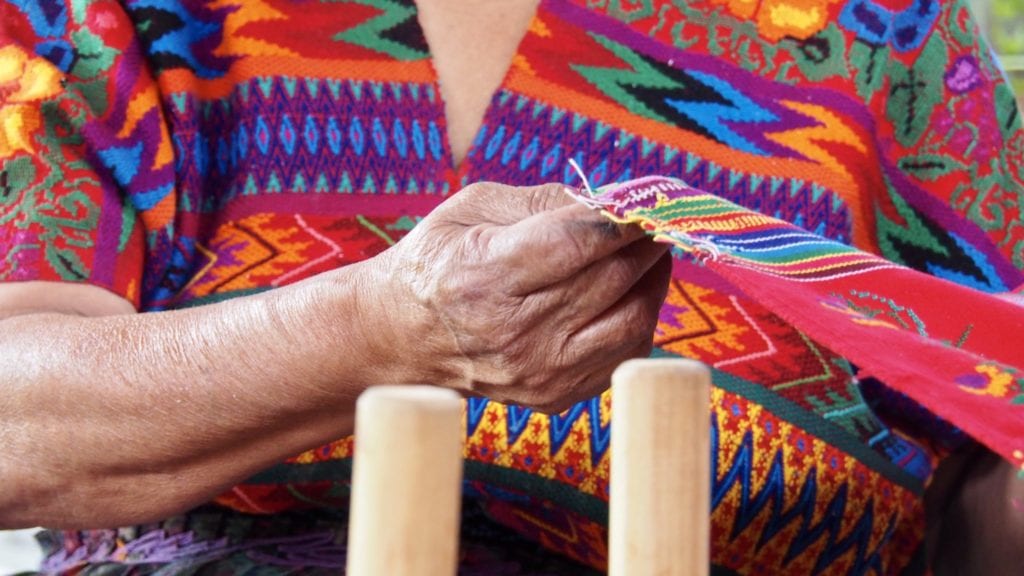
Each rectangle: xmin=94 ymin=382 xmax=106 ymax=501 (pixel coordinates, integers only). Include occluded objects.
xmin=375 ymin=182 xmax=672 ymax=413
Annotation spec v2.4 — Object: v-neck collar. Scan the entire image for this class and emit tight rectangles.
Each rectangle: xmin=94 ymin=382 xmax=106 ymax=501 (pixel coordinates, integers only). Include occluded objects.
xmin=407 ymin=0 xmax=544 ymax=177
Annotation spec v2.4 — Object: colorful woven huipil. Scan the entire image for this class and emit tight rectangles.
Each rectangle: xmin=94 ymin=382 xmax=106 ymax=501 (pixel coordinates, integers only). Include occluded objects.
xmin=2 ymin=0 xmax=1021 ymax=573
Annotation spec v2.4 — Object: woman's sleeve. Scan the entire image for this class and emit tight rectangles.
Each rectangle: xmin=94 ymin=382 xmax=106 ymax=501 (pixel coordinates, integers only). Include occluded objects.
xmin=827 ymin=0 xmax=1024 ymax=459
xmin=1 ymin=1 xmax=175 ymax=309
xmin=861 ymin=0 xmax=1024 ymax=292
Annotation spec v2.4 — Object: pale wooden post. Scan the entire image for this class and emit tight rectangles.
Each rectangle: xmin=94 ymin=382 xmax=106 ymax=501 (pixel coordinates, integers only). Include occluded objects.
xmin=609 ymin=359 xmax=711 ymax=576
xmin=346 ymin=385 xmax=464 ymax=576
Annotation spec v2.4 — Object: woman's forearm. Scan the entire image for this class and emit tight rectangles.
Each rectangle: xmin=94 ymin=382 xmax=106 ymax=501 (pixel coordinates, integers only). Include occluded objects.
xmin=0 ymin=262 xmax=411 ymax=530
xmin=0 ymin=184 xmax=672 ymax=531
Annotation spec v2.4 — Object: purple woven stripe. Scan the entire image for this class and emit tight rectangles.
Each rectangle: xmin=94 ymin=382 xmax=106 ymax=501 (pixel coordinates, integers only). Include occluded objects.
xmin=41 ymin=529 xmax=344 ymax=572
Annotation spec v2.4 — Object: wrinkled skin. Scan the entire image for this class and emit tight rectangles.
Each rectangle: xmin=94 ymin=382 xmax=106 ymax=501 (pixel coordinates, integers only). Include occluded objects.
xmin=376 ymin=182 xmax=672 ymax=412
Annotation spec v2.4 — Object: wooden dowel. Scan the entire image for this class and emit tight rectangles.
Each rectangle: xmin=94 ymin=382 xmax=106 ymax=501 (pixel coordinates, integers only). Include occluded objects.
xmin=346 ymin=385 xmax=465 ymax=576
xmin=609 ymin=358 xmax=711 ymax=576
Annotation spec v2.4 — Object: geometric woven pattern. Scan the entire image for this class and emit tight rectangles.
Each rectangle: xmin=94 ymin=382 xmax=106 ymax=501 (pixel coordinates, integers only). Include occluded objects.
xmin=3 ymin=0 xmax=1022 ymax=574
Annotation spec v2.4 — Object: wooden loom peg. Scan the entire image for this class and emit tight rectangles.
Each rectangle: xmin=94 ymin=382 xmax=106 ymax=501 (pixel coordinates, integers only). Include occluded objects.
xmin=609 ymin=358 xmax=712 ymax=576
xmin=346 ymin=385 xmax=465 ymax=576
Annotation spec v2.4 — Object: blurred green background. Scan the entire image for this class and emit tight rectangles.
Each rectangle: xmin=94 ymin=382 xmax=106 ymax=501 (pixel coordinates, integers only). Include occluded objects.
xmin=970 ymin=0 xmax=1024 ymax=100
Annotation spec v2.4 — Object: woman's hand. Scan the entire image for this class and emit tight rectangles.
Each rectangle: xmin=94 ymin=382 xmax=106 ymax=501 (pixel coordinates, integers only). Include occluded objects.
xmin=374 ymin=182 xmax=672 ymax=413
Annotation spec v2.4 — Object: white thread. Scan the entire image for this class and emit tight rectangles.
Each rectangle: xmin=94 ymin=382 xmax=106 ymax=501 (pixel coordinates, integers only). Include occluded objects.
xmin=564 ymin=186 xmax=608 ymax=210
xmin=567 ymin=157 xmax=596 ymax=197
xmin=563 ymin=165 xmax=723 ymax=262
xmin=666 ymin=230 xmax=723 ymax=262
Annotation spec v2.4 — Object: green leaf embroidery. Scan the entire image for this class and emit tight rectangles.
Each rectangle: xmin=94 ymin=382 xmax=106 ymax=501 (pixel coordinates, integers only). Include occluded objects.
xmin=898 ymin=153 xmax=966 ymax=181
xmin=1 ymin=157 xmax=38 ymax=204
xmin=45 ymin=244 xmax=88 ymax=281
xmin=785 ymin=24 xmax=848 ymax=83
xmin=72 ymin=77 xmax=110 ymax=118
xmin=995 ymin=82 xmax=1021 ymax=143
xmin=886 ymin=34 xmax=947 ymax=148
xmin=851 ymin=40 xmax=887 ymax=103
xmin=70 ymin=28 xmax=120 ymax=80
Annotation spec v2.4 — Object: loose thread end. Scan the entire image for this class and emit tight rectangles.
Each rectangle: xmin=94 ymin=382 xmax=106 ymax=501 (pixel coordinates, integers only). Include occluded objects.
xmin=567 ymin=158 xmax=596 ymax=198
xmin=663 ymin=230 xmax=724 ymax=262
